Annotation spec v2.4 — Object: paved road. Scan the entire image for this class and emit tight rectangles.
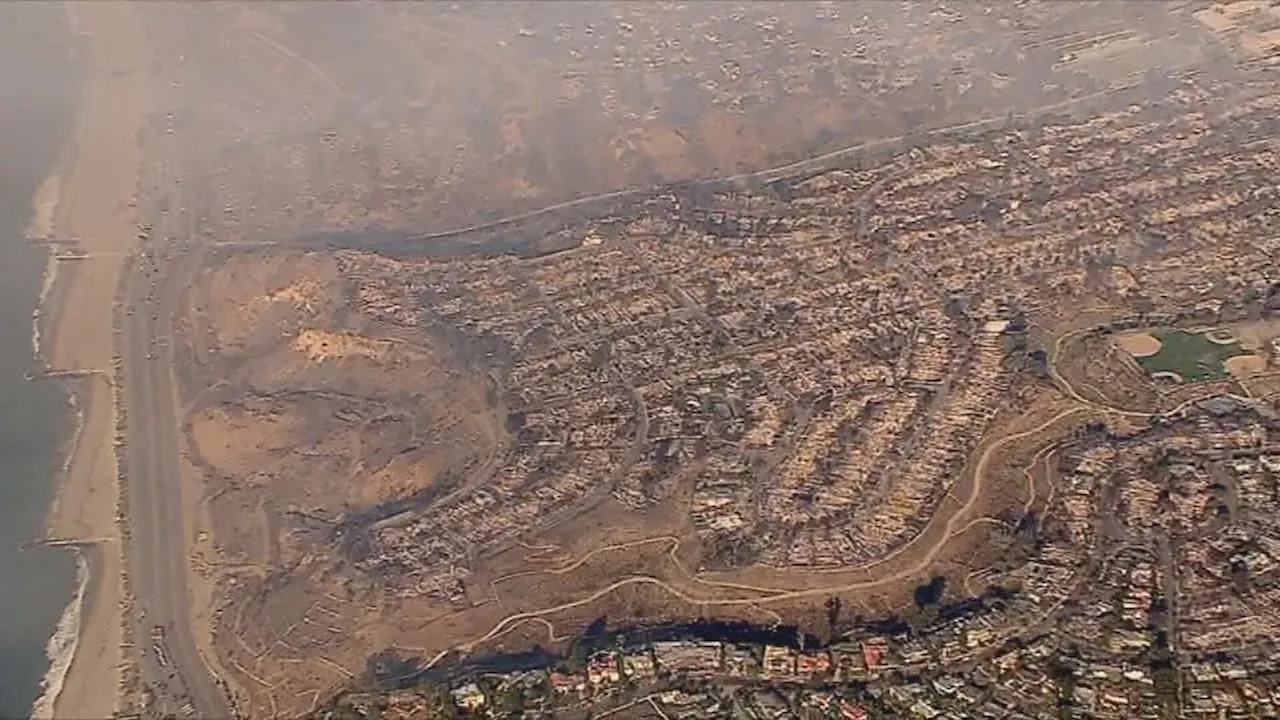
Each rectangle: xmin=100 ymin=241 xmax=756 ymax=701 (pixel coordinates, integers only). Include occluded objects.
xmin=123 ymin=242 xmax=229 ymax=718
xmin=392 ymin=82 xmax=1141 ymax=247
xmin=103 ymin=67 xmax=1150 ymax=718
xmin=443 ymin=408 xmax=1087 ymax=661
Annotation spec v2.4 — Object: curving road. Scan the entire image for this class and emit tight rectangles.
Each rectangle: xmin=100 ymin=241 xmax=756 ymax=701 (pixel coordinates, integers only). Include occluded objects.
xmin=1049 ymin=327 xmax=1258 ymax=419
xmin=113 ymin=74 xmax=1149 ymax=713
xmin=459 ymin=407 xmax=1088 ymax=658
xmin=465 ymin=330 xmax=1263 ymax=663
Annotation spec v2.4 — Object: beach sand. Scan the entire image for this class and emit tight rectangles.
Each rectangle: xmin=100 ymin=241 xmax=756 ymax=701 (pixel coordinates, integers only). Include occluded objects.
xmin=38 ymin=2 xmax=152 ymax=718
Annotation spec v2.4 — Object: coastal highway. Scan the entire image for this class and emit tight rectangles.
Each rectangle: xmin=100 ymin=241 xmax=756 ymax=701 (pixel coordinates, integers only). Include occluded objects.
xmin=122 ymin=240 xmax=230 ymax=718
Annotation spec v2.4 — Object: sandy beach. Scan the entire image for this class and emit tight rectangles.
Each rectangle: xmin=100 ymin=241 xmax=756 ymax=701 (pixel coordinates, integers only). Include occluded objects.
xmin=35 ymin=2 xmax=152 ymax=718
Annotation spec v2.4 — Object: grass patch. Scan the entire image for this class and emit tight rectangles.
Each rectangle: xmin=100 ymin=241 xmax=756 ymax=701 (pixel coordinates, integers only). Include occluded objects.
xmin=1137 ymin=329 xmax=1245 ymax=382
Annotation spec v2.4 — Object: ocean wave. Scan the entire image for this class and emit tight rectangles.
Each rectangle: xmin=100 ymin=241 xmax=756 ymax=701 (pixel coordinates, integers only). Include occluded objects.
xmin=31 ymin=247 xmax=58 ymax=363
xmin=28 ymin=172 xmax=60 ymax=365
xmin=29 ymin=548 xmax=88 ymax=720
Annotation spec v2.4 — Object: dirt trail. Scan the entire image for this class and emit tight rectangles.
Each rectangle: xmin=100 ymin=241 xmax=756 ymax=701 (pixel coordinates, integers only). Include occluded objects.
xmin=454 ymin=405 xmax=1085 ymax=656
xmin=451 ymin=324 xmax=1260 ymax=660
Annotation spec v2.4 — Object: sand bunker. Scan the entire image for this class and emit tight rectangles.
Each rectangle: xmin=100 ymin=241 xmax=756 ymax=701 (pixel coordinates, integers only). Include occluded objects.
xmin=1116 ymin=332 xmax=1162 ymax=358
xmin=1226 ymin=354 xmax=1268 ymax=379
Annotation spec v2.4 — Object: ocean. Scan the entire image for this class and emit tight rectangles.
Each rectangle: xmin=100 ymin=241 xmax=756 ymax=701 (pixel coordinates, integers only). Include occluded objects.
xmin=0 ymin=5 xmax=81 ymax=719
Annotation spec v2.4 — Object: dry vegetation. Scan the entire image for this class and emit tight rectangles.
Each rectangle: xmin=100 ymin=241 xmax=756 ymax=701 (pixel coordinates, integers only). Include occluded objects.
xmin=125 ymin=0 xmax=1280 ymax=715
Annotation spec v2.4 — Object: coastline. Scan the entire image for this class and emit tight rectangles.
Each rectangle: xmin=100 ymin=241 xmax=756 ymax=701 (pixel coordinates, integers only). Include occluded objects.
xmin=29 ymin=545 xmax=90 ymax=720
xmin=27 ymin=366 xmax=85 ymax=720
xmin=33 ymin=2 xmax=154 ymax=718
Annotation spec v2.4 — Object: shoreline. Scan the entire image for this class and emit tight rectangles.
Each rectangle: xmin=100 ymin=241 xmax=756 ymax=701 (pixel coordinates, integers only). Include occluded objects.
xmin=33 ymin=3 xmax=154 ymax=719
xmin=29 ymin=545 xmax=91 ymax=720
xmin=33 ymin=185 xmax=78 ymax=524
xmin=23 ymin=62 xmax=89 ymax=720
xmin=29 ymin=175 xmax=61 ymax=363
xmin=27 ymin=367 xmax=97 ymax=720
xmin=29 ymin=381 xmax=84 ymax=718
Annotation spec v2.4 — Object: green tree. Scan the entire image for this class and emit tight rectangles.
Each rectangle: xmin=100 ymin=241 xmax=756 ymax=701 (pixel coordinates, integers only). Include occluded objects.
xmin=489 ymin=687 xmax=524 ymax=718
xmin=415 ymin=682 xmax=458 ymax=720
